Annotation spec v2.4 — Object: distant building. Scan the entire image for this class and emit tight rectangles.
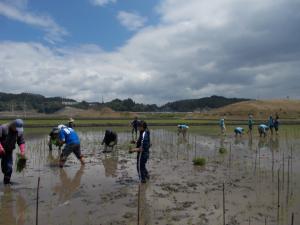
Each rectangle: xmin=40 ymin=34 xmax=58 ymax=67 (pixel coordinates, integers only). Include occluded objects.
xmin=62 ymin=101 xmax=77 ymax=106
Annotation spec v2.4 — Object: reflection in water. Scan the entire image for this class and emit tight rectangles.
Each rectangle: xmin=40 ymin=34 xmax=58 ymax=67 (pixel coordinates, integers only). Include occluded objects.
xmin=101 ymin=152 xmax=118 ymax=177
xmin=177 ymin=135 xmax=188 ymax=145
xmin=270 ymin=135 xmax=279 ymax=152
xmin=0 ymin=187 xmax=26 ymax=225
xmin=220 ymin=136 xmax=225 ymax=148
xmin=53 ymin=166 xmax=84 ymax=202
xmin=234 ymin=136 xmax=244 ymax=145
xmin=248 ymin=135 xmax=253 ymax=150
xmin=139 ymin=183 xmax=150 ymax=225
xmin=258 ymin=137 xmax=269 ymax=149
xmin=47 ymin=150 xmax=60 ymax=167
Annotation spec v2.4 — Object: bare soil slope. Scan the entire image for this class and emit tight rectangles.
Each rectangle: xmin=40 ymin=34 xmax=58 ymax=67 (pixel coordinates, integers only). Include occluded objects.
xmin=215 ymin=99 xmax=300 ymax=119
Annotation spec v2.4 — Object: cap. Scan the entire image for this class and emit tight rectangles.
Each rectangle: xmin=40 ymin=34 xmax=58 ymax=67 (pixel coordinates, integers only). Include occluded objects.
xmin=15 ymin=119 xmax=24 ymax=133
xmin=69 ymin=118 xmax=74 ymax=123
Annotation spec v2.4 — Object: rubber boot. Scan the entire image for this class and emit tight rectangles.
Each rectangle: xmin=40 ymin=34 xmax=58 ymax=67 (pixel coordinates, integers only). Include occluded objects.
xmin=4 ymin=176 xmax=11 ymax=185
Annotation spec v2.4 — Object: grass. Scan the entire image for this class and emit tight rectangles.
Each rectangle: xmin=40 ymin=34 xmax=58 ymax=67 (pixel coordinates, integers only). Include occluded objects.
xmin=193 ymin=157 xmax=206 ymax=166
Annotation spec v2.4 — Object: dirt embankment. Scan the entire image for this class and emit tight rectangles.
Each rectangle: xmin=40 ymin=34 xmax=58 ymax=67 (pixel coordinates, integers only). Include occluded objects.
xmin=212 ymin=99 xmax=300 ymax=119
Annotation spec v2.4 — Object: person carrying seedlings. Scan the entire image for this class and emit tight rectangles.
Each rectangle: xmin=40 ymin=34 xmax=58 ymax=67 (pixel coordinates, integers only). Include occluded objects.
xmin=177 ymin=124 xmax=189 ymax=138
xmin=268 ymin=115 xmax=274 ymax=135
xmin=219 ymin=117 xmax=226 ymax=134
xmin=274 ymin=114 xmax=279 ymax=135
xmin=131 ymin=117 xmax=139 ymax=141
xmin=67 ymin=118 xmax=75 ymax=128
xmin=247 ymin=114 xmax=254 ymax=134
xmin=129 ymin=121 xmax=150 ymax=183
xmin=58 ymin=124 xmax=84 ymax=168
xmin=48 ymin=126 xmax=63 ymax=151
xmin=101 ymin=129 xmax=118 ymax=153
xmin=0 ymin=119 xmax=26 ymax=185
xmin=234 ymin=127 xmax=244 ymax=137
xmin=258 ymin=124 xmax=269 ymax=137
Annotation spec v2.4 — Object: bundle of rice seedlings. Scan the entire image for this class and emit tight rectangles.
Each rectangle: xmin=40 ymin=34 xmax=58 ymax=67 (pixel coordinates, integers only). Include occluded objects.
xmin=16 ymin=153 xmax=27 ymax=173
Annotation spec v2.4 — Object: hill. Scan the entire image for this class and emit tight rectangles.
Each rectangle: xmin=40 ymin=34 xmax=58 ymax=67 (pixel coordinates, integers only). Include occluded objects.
xmin=0 ymin=92 xmax=74 ymax=114
xmin=215 ymin=99 xmax=300 ymax=119
xmin=0 ymin=92 xmax=250 ymax=113
xmin=160 ymin=95 xmax=250 ymax=112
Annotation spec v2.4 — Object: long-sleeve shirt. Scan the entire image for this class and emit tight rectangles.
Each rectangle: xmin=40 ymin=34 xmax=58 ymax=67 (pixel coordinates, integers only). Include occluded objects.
xmin=0 ymin=124 xmax=25 ymax=153
xmin=137 ymin=130 xmax=150 ymax=153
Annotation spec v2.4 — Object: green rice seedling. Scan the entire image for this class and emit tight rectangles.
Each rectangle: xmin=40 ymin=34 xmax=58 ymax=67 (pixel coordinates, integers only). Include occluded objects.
xmin=193 ymin=157 xmax=206 ymax=166
xmin=219 ymin=147 xmax=227 ymax=154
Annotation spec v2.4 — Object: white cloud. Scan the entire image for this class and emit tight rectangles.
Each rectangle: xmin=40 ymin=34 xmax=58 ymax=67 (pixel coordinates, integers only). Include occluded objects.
xmin=90 ymin=0 xmax=116 ymax=7
xmin=0 ymin=1 xmax=67 ymax=43
xmin=0 ymin=0 xmax=300 ymax=104
xmin=117 ymin=11 xmax=147 ymax=31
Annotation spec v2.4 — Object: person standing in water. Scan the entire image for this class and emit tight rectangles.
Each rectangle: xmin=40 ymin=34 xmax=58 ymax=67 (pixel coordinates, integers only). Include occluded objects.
xmin=131 ymin=117 xmax=139 ymax=141
xmin=0 ymin=119 xmax=26 ymax=185
xmin=247 ymin=114 xmax=254 ymax=135
xmin=268 ymin=115 xmax=274 ymax=135
xmin=274 ymin=114 xmax=279 ymax=135
xmin=219 ymin=117 xmax=226 ymax=135
xmin=130 ymin=121 xmax=150 ymax=183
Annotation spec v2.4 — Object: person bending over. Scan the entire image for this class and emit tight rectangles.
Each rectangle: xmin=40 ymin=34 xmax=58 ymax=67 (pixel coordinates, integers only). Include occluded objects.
xmin=0 ymin=119 xmax=26 ymax=185
xmin=101 ymin=129 xmax=118 ymax=153
xmin=58 ymin=125 xmax=84 ymax=168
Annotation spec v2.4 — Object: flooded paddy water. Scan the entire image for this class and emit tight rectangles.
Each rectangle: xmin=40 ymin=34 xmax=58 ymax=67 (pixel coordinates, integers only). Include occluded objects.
xmin=0 ymin=125 xmax=299 ymax=225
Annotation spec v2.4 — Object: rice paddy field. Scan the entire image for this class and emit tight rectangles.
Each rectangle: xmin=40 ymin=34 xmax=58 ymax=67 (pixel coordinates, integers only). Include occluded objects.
xmin=0 ymin=125 xmax=299 ymax=225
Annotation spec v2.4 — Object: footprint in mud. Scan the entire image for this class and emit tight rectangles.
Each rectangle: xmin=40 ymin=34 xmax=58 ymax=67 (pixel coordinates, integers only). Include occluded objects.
xmin=116 ymin=177 xmax=137 ymax=186
xmin=198 ymin=213 xmax=209 ymax=225
xmin=167 ymin=201 xmax=195 ymax=211
xmin=122 ymin=211 xmax=135 ymax=219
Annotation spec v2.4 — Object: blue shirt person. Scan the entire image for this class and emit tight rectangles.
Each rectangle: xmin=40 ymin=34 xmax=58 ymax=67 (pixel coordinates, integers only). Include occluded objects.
xmin=58 ymin=125 xmax=84 ymax=168
xmin=177 ymin=124 xmax=189 ymax=138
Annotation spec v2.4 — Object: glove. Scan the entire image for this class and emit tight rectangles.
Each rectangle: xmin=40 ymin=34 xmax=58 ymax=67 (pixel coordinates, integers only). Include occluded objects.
xmin=0 ymin=143 xmax=5 ymax=156
xmin=19 ymin=143 xmax=25 ymax=157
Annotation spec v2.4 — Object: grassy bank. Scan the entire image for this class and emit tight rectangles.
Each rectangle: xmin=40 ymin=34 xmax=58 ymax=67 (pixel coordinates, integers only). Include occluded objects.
xmin=1 ymin=118 xmax=300 ymax=128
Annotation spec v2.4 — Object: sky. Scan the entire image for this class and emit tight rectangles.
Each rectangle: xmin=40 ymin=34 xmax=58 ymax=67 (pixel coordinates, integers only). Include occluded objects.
xmin=0 ymin=0 xmax=299 ymax=104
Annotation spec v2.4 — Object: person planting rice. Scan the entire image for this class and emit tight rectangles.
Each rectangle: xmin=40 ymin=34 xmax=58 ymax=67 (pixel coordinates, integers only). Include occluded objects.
xmin=274 ymin=114 xmax=279 ymax=135
xmin=258 ymin=124 xmax=269 ymax=137
xmin=58 ymin=124 xmax=84 ymax=168
xmin=101 ymin=129 xmax=118 ymax=153
xmin=177 ymin=124 xmax=189 ymax=138
xmin=0 ymin=119 xmax=26 ymax=185
xmin=247 ymin=114 xmax=254 ymax=134
xmin=219 ymin=117 xmax=226 ymax=135
xmin=48 ymin=126 xmax=63 ymax=151
xmin=131 ymin=117 xmax=139 ymax=141
xmin=234 ymin=127 xmax=244 ymax=137
xmin=268 ymin=115 xmax=274 ymax=135
xmin=67 ymin=118 xmax=75 ymax=128
xmin=129 ymin=121 xmax=150 ymax=183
